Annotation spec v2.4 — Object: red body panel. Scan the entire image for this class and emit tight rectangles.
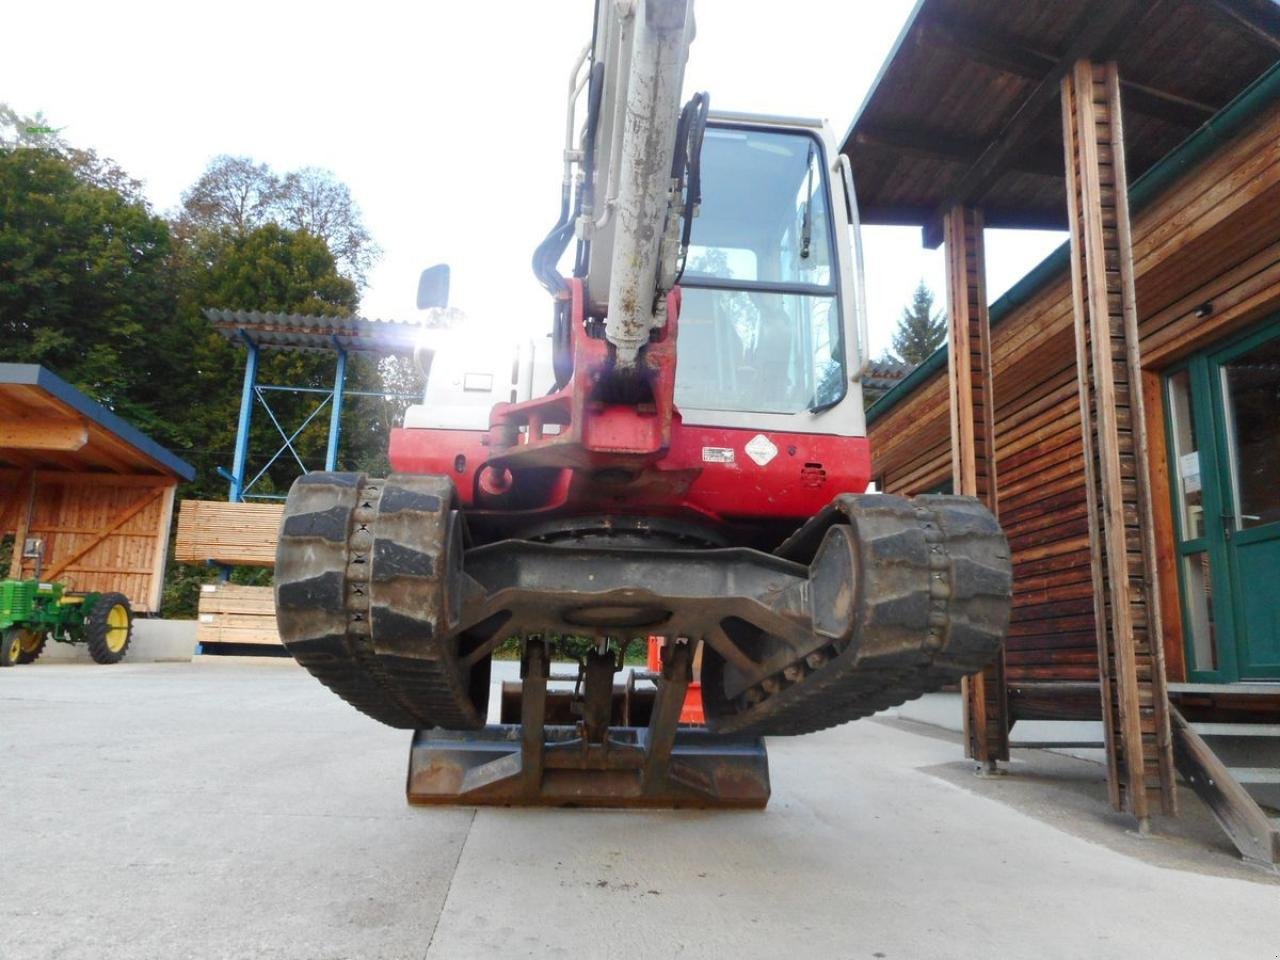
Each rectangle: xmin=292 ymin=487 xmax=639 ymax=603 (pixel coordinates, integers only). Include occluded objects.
xmin=389 ymin=421 xmax=870 ymax=524
xmin=388 ymin=279 xmax=870 ymax=535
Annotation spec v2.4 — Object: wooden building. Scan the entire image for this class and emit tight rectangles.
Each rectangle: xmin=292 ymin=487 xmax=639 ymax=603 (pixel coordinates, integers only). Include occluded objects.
xmin=845 ymin=0 xmax=1280 ymax=865
xmin=0 ymin=364 xmax=194 ymax=613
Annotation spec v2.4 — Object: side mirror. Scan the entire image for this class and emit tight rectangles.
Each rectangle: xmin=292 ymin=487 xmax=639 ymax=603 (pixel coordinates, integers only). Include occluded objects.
xmin=417 ymin=264 xmax=451 ymax=310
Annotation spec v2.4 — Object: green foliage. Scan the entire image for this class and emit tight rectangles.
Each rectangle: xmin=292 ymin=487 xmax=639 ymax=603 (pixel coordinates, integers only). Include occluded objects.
xmin=0 ymin=112 xmax=411 ymax=618
xmin=891 ymin=280 xmax=946 ymax=367
xmin=0 ymin=146 xmax=179 ymax=436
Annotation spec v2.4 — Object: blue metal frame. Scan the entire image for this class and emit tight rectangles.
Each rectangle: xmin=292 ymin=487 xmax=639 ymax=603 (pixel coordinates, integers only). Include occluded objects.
xmin=325 ymin=340 xmax=347 ymax=471
xmin=228 ymin=331 xmax=260 ymax=501
xmin=224 ymin=335 xmax=417 ymax=502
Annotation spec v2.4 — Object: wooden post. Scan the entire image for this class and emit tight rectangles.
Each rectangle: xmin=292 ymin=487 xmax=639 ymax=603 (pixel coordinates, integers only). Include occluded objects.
xmin=7 ymin=471 xmax=36 ymax=579
xmin=944 ymin=205 xmax=1010 ymax=768
xmin=1060 ymin=60 xmax=1176 ymax=824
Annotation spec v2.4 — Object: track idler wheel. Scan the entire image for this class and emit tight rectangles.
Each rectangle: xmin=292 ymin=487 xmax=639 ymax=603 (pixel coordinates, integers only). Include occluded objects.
xmin=275 ymin=472 xmax=489 ymax=730
xmin=700 ymin=494 xmax=1011 ymax=737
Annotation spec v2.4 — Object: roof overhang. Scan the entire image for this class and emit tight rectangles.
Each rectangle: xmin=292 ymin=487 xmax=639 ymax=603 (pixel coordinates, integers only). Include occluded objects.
xmin=865 ymin=58 xmax=1280 ymax=425
xmin=205 ymin=309 xmax=438 ymax=355
xmin=0 ymin=364 xmax=195 ymax=480
xmin=842 ymin=0 xmax=1280 ymax=247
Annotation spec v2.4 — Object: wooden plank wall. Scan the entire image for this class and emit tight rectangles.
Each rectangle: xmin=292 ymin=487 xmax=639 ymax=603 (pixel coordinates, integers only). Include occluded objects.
xmin=196 ymin=583 xmax=281 ymax=646
xmin=0 ymin=470 xmax=176 ymax=612
xmin=869 ymin=99 xmax=1280 ymax=693
xmin=174 ymin=501 xmax=285 ymax=567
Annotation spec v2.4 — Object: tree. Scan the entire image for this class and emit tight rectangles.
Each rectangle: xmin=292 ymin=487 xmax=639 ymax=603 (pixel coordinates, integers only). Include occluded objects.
xmin=891 ymin=280 xmax=946 ymax=367
xmin=277 ymin=167 xmax=381 ymax=288
xmin=3 ymin=102 xmax=149 ymax=201
xmin=0 ymin=144 xmax=179 ymax=435
xmin=179 ymin=156 xmax=380 ymax=288
xmin=179 ymin=155 xmax=279 ymax=236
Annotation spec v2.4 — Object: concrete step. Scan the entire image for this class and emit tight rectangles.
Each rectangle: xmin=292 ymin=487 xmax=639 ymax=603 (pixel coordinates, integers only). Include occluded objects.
xmin=1191 ymin=722 xmax=1280 ymax=737
xmin=1190 ymin=727 xmax=1280 ymax=772
xmin=1229 ymin=767 xmax=1280 ymax=785
xmin=1169 ymin=682 xmax=1280 ymax=696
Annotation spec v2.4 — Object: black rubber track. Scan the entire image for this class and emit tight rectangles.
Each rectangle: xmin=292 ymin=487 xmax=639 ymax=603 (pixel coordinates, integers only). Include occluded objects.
xmin=700 ymin=494 xmax=1011 ymax=737
xmin=274 ymin=472 xmax=487 ymax=730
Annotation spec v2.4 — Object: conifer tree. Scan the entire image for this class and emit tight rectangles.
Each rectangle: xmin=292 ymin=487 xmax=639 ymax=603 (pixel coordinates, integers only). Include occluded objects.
xmin=891 ymin=280 xmax=946 ymax=366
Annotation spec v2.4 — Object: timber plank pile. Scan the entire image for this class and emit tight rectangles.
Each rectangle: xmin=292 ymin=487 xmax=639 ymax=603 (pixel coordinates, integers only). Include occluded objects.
xmin=196 ymin=583 xmax=280 ymax=646
xmin=174 ymin=501 xmax=284 ymax=567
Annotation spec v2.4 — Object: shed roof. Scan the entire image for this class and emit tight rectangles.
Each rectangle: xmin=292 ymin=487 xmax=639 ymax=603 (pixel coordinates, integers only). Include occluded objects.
xmin=206 ymin=309 xmax=437 ymax=355
xmin=0 ymin=364 xmax=195 ymax=481
xmin=865 ymin=58 xmax=1280 ymax=425
xmin=842 ymin=0 xmax=1280 ymax=246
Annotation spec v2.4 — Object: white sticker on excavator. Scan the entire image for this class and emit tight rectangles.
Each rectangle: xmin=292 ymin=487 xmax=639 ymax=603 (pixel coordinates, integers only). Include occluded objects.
xmin=744 ymin=434 xmax=778 ymax=466
xmin=702 ymin=446 xmax=735 ymax=464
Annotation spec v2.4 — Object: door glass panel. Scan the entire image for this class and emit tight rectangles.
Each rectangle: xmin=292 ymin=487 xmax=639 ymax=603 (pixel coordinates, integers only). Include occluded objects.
xmin=1219 ymin=335 xmax=1280 ymax=531
xmin=1166 ymin=368 xmax=1205 ymax=540
xmin=1182 ymin=551 xmax=1217 ymax=671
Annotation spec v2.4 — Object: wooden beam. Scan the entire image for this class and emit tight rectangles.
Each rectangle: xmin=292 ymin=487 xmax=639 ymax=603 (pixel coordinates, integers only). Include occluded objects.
xmin=7 ymin=471 xmax=36 ymax=579
xmin=0 ymin=419 xmax=89 ymax=451
xmin=858 ymin=203 xmax=1068 ymax=232
xmin=27 ymin=471 xmax=172 ymax=488
xmin=41 ymin=488 xmax=164 ymax=582
xmin=918 ymin=11 xmax=1218 ymax=129
xmin=146 ymin=484 xmax=177 ymax=614
xmin=1208 ymin=0 xmax=1280 ymax=52
xmin=1143 ymin=369 xmax=1187 ymax=685
xmin=854 ymin=125 xmax=1062 ymax=178
xmin=1171 ymin=707 xmax=1279 ymax=866
xmin=1061 ymin=60 xmax=1176 ymax=824
xmin=922 ymin=0 xmax=1141 ymax=248
xmin=945 ymin=206 xmax=1010 ymax=767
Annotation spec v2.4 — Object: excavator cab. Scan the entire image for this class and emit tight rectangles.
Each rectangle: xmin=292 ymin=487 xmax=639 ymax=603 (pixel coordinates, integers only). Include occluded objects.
xmin=676 ymin=117 xmax=852 ymax=422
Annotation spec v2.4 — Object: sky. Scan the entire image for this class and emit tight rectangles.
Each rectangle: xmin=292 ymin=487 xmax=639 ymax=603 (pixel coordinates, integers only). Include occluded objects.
xmin=3 ymin=0 xmax=1066 ymax=359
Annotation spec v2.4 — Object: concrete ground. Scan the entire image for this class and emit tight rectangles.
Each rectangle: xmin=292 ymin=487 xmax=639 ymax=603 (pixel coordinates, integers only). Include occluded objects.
xmin=2 ymin=658 xmax=1276 ymax=960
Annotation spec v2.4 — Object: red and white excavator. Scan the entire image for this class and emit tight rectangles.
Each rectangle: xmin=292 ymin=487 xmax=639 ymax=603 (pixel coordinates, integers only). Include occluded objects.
xmin=274 ymin=0 xmax=1011 ymax=807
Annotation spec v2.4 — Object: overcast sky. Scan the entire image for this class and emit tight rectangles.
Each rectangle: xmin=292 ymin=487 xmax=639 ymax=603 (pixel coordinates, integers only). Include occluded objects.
xmin=4 ymin=0 xmax=1065 ymax=358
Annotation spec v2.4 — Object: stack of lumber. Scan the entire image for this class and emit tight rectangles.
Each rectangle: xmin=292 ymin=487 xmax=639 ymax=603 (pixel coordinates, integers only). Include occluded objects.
xmin=174 ymin=500 xmax=283 ymax=567
xmin=196 ymin=583 xmax=280 ymax=646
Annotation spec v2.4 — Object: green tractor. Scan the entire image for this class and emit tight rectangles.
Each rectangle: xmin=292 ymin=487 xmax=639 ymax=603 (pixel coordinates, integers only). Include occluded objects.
xmin=0 ymin=540 xmax=133 ymax=667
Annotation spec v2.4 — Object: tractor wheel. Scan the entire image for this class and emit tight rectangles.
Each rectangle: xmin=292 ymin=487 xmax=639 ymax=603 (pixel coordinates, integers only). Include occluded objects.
xmin=85 ymin=593 xmax=133 ymax=664
xmin=15 ymin=629 xmax=47 ymax=664
xmin=1 ymin=629 xmax=23 ymax=667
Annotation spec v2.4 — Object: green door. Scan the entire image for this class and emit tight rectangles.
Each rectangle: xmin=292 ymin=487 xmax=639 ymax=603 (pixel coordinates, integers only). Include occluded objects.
xmin=1166 ymin=319 xmax=1280 ymax=682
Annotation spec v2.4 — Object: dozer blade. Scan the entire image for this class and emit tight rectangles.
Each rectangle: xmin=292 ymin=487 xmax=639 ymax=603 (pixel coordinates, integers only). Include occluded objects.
xmin=407 ymin=642 xmax=770 ymax=809
xmin=406 ymin=726 xmax=770 ymax=808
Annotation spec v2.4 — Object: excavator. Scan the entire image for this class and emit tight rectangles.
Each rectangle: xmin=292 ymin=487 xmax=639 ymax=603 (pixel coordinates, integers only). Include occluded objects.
xmin=274 ymin=0 xmax=1012 ymax=807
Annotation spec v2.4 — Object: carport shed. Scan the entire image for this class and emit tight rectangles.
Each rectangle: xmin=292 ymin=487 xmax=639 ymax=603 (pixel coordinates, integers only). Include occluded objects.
xmin=0 ymin=364 xmax=195 ymax=613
